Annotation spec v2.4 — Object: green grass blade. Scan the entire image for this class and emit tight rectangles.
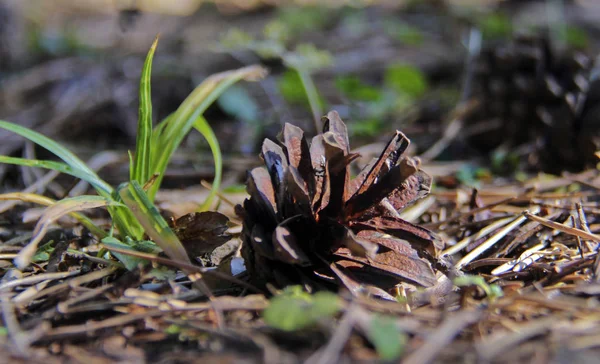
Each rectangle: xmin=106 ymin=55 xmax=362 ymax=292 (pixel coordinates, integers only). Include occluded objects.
xmin=0 ymin=157 xmax=142 ymax=240
xmin=148 ymin=65 xmax=267 ymax=201
xmin=0 ymin=121 xmax=144 ymax=239
xmin=0 ymin=121 xmax=113 ymax=196
xmin=132 ymin=36 xmax=158 ymax=184
xmin=297 ymin=68 xmax=323 ymax=132
xmin=109 ymin=205 xmax=144 ymax=241
xmin=0 ymin=155 xmax=112 ymax=196
xmin=149 ymin=113 xmax=172 ymax=162
xmin=101 ymin=236 xmax=161 ymax=271
xmin=0 ymin=120 xmax=101 ymax=180
xmin=119 ymin=181 xmax=191 ymax=264
xmin=193 ymin=115 xmax=222 ymax=211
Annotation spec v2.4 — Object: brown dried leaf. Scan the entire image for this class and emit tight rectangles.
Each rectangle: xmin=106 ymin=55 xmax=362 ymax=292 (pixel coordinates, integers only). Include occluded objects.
xmin=172 ymin=211 xmax=231 ymax=257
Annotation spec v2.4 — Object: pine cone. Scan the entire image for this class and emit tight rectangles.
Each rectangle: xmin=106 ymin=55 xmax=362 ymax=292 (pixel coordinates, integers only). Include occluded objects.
xmin=466 ymin=35 xmax=600 ymax=173
xmin=239 ymin=111 xmax=443 ymax=297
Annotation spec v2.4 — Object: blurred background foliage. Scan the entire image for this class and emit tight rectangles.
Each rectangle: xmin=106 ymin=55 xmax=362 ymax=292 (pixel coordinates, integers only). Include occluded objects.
xmin=1 ymin=0 xmax=599 ymax=191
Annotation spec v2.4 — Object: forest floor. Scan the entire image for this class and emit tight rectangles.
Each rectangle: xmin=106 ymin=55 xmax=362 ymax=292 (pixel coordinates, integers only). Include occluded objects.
xmin=2 ymin=1 xmax=600 ymax=362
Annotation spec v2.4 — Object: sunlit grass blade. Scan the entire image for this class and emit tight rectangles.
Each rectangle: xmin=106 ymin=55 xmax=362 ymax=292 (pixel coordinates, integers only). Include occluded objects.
xmin=119 ymin=181 xmax=190 ymax=264
xmin=0 ymin=156 xmax=142 ymax=240
xmin=0 ymin=120 xmax=108 ymax=192
xmin=193 ymin=115 xmax=222 ymax=211
xmin=14 ymin=196 xmax=122 ymax=269
xmin=132 ymin=36 xmax=158 ymax=184
xmin=149 ymin=113 xmax=171 ymax=158
xmin=0 ymin=192 xmax=107 ymax=238
xmin=0 ymin=155 xmax=112 ymax=196
xmin=148 ymin=65 xmax=267 ymax=201
xmin=0 ymin=154 xmax=143 ymax=239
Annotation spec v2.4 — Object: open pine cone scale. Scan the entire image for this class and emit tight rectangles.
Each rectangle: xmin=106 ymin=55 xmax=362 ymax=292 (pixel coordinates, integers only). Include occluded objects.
xmin=240 ymin=111 xmax=443 ymax=295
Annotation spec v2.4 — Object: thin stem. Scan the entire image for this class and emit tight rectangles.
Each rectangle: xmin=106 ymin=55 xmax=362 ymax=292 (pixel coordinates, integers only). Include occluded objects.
xmin=297 ymin=68 xmax=322 ymax=133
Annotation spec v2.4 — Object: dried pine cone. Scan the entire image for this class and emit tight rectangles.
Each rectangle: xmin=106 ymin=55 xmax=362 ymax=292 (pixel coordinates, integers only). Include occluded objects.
xmin=238 ymin=111 xmax=443 ymax=298
xmin=466 ymin=35 xmax=600 ymax=173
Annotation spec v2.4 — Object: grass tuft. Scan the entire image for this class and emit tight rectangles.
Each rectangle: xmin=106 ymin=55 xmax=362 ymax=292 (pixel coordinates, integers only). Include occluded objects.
xmin=0 ymin=37 xmax=266 ymax=269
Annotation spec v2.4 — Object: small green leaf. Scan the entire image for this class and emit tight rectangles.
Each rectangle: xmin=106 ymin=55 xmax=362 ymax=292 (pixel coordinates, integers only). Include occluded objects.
xmin=335 ymin=75 xmax=382 ymax=102
xmin=264 ymin=20 xmax=290 ymax=43
xmin=276 ymin=6 xmax=331 ymax=35
xmin=311 ymin=292 xmax=342 ymax=318
xmin=253 ymin=39 xmax=286 ymax=60
xmin=281 ymin=285 xmax=312 ymax=300
xmin=562 ymin=26 xmax=589 ymax=49
xmin=479 ymin=13 xmax=512 ymax=40
xmin=455 ymin=164 xmax=482 ymax=188
xmin=279 ymin=69 xmax=325 ymax=108
xmin=339 ymin=11 xmax=368 ymax=37
xmin=491 ymin=149 xmax=519 ymax=175
xmin=384 ymin=64 xmax=428 ymax=98
xmin=367 ymin=315 xmax=406 ymax=361
xmin=349 ymin=119 xmax=383 ymax=137
xmin=165 ymin=324 xmax=182 ymax=335
xmin=284 ymin=43 xmax=333 ymax=72
xmin=383 ymin=20 xmax=424 ymax=45
xmin=32 ymin=241 xmax=55 ymax=263
xmin=263 ymin=289 xmax=341 ymax=331
xmin=454 ymin=275 xmax=504 ymax=300
xmin=219 ymin=28 xmax=254 ymax=49
xmin=102 ymin=236 xmax=149 ymax=271
xmin=263 ymin=296 xmax=312 ymax=331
